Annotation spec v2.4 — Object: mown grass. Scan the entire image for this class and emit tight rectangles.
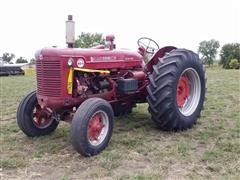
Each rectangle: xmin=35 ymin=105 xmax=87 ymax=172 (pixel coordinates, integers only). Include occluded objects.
xmin=0 ymin=66 xmax=239 ymax=179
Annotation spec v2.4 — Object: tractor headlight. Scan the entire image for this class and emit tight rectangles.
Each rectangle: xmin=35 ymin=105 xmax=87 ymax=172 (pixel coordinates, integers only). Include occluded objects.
xmin=77 ymin=58 xmax=85 ymax=68
xmin=67 ymin=58 xmax=74 ymax=67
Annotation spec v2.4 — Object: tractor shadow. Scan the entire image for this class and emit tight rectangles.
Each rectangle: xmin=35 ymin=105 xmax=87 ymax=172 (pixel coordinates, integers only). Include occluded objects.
xmin=114 ymin=103 xmax=155 ymax=133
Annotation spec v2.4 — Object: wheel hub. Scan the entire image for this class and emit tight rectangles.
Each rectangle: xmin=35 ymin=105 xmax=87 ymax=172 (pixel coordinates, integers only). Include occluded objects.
xmin=32 ymin=105 xmax=53 ymax=129
xmin=88 ymin=113 xmax=105 ymax=141
xmin=177 ymin=76 xmax=190 ymax=108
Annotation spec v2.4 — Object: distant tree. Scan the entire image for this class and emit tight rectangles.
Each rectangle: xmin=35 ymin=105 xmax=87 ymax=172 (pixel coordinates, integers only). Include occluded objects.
xmin=16 ymin=57 xmax=28 ymax=64
xmin=229 ymin=59 xmax=240 ymax=69
xmin=2 ymin=53 xmax=15 ymax=63
xmin=75 ymin=32 xmax=105 ymax=48
xmin=198 ymin=39 xmax=220 ymax=66
xmin=30 ymin=58 xmax=36 ymax=65
xmin=219 ymin=43 xmax=240 ymax=69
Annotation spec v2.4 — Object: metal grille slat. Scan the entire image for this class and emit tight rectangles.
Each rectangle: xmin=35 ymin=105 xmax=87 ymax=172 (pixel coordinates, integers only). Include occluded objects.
xmin=36 ymin=59 xmax=61 ymax=97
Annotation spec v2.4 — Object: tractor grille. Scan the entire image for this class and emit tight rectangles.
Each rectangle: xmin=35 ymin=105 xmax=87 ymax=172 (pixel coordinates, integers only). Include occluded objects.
xmin=36 ymin=58 xmax=62 ymax=97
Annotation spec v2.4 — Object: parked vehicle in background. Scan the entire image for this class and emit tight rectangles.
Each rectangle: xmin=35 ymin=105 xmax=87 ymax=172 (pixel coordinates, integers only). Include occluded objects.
xmin=0 ymin=59 xmax=26 ymax=76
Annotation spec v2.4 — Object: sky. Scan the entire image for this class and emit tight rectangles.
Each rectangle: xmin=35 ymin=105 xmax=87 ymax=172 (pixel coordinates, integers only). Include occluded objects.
xmin=0 ymin=0 xmax=239 ymax=61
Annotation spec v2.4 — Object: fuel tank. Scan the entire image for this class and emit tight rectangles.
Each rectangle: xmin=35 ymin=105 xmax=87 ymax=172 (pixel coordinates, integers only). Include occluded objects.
xmin=38 ymin=47 xmax=143 ymax=69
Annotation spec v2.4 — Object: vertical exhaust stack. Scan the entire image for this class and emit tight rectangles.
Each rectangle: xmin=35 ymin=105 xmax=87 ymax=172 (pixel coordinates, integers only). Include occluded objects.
xmin=66 ymin=15 xmax=75 ymax=48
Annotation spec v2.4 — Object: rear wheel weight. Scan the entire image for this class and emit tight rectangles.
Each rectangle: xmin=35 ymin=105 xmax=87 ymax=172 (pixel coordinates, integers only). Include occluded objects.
xmin=147 ymin=49 xmax=206 ymax=131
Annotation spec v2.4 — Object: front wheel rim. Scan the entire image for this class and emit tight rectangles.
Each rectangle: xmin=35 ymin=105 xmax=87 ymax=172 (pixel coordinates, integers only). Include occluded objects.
xmin=176 ymin=68 xmax=201 ymax=116
xmin=87 ymin=110 xmax=109 ymax=146
xmin=32 ymin=104 xmax=54 ymax=129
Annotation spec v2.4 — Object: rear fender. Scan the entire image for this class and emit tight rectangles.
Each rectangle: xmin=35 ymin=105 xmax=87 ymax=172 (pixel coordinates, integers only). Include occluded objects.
xmin=146 ymin=46 xmax=177 ymax=73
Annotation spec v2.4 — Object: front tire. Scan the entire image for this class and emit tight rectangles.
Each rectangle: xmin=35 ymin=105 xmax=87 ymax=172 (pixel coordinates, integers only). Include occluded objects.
xmin=17 ymin=91 xmax=59 ymax=137
xmin=71 ymin=98 xmax=114 ymax=156
xmin=147 ymin=49 xmax=206 ymax=131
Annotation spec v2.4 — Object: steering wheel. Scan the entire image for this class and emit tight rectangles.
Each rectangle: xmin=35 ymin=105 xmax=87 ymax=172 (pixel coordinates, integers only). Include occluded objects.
xmin=137 ymin=37 xmax=159 ymax=54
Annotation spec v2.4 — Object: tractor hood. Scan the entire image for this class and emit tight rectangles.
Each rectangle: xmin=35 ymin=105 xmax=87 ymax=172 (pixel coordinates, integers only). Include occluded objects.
xmin=36 ymin=47 xmax=144 ymax=69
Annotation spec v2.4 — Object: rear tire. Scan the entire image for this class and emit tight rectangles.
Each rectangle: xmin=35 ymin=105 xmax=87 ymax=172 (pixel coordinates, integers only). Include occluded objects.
xmin=71 ymin=98 xmax=114 ymax=156
xmin=17 ymin=91 xmax=59 ymax=137
xmin=147 ymin=49 xmax=206 ymax=131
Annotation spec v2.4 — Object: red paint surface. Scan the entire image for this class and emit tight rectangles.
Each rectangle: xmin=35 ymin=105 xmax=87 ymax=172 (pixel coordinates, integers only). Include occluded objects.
xmin=35 ymin=45 xmax=177 ymax=117
xmin=39 ymin=47 xmax=143 ymax=69
xmin=146 ymin=46 xmax=176 ymax=73
xmin=88 ymin=113 xmax=105 ymax=141
xmin=176 ymin=76 xmax=190 ymax=107
xmin=32 ymin=104 xmax=52 ymax=128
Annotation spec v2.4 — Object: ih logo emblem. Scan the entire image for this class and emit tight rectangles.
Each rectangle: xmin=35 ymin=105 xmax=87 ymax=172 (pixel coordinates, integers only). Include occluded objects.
xmin=77 ymin=58 xmax=85 ymax=68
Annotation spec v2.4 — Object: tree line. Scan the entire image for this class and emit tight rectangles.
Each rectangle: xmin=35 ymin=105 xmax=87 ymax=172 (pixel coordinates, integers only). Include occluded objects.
xmin=1 ymin=33 xmax=239 ymax=69
xmin=0 ymin=52 xmax=36 ymax=64
xmin=198 ymin=39 xmax=240 ymax=69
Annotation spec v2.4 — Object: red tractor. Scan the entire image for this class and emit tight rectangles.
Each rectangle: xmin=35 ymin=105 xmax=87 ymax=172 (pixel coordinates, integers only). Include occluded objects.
xmin=17 ymin=15 xmax=205 ymax=156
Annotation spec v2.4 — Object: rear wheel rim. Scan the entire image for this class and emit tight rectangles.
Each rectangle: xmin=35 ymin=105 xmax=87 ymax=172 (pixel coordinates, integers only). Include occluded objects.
xmin=87 ymin=110 xmax=109 ymax=146
xmin=176 ymin=68 xmax=201 ymax=116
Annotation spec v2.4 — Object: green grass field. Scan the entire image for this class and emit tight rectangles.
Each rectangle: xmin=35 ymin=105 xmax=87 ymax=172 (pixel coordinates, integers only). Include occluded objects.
xmin=0 ymin=67 xmax=239 ymax=179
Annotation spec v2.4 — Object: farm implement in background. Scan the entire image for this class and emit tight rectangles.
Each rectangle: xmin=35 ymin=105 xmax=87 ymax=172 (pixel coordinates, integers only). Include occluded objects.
xmin=0 ymin=59 xmax=26 ymax=76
